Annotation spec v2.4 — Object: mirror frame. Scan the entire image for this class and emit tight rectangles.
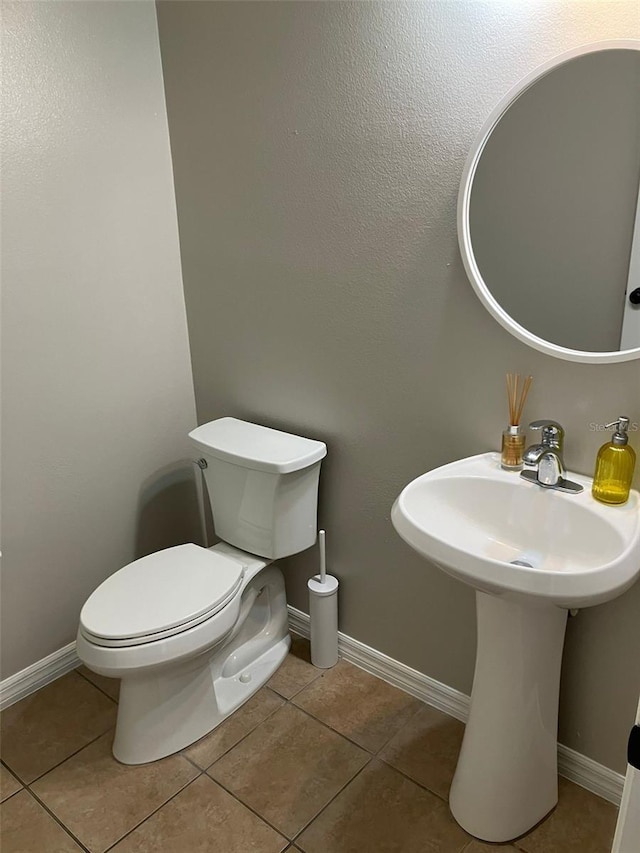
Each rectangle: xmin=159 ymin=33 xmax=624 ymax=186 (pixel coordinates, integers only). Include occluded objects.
xmin=458 ymin=39 xmax=640 ymax=364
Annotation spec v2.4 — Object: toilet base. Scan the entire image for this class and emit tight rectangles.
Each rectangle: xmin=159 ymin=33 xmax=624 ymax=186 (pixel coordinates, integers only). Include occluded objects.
xmin=110 ymin=564 xmax=290 ymax=765
xmin=113 ymin=636 xmax=289 ymax=764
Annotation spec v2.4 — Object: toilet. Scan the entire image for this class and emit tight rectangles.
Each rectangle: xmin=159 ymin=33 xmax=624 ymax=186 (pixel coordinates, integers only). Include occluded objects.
xmin=76 ymin=417 xmax=326 ymax=765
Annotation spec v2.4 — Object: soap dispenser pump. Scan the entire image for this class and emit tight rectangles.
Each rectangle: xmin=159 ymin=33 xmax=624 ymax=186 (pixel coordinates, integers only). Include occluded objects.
xmin=592 ymin=417 xmax=636 ymax=505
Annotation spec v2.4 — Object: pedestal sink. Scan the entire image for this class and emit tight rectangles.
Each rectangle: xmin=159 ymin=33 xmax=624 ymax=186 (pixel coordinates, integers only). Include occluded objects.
xmin=391 ymin=452 xmax=640 ymax=842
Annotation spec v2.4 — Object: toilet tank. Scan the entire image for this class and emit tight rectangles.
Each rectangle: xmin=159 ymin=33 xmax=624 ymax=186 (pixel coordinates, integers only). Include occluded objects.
xmin=189 ymin=418 xmax=327 ymax=559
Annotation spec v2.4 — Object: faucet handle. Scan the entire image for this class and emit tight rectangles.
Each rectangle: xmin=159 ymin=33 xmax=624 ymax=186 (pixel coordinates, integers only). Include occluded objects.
xmin=529 ymin=420 xmax=564 ymax=449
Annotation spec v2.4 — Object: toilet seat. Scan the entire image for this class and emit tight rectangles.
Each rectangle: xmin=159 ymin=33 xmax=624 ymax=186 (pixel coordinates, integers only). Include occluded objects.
xmin=79 ymin=544 xmax=245 ymax=648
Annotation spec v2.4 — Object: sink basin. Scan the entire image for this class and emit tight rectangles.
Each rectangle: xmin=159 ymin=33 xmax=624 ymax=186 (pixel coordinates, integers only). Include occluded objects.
xmin=391 ymin=452 xmax=640 ymax=608
xmin=391 ymin=452 xmax=640 ymax=843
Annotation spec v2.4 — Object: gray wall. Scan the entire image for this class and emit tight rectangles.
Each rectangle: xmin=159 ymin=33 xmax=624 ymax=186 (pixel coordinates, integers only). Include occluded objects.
xmin=1 ymin=1 xmax=198 ymax=677
xmin=470 ymin=48 xmax=640 ymax=352
xmin=157 ymin=0 xmax=640 ymax=773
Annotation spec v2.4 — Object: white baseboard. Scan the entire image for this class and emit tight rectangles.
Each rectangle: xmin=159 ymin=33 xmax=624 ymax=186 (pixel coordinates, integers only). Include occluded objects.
xmin=1 ymin=612 xmax=625 ymax=808
xmin=0 ymin=643 xmax=80 ymax=711
xmin=288 ymin=605 xmax=469 ymax=723
xmin=557 ymin=743 xmax=625 ymax=806
xmin=288 ymin=605 xmax=625 ymax=806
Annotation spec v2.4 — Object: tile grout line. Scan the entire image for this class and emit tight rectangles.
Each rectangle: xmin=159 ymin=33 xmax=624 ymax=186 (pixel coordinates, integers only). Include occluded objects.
xmin=190 ymin=656 xmax=460 ymax=843
xmin=200 ymin=690 xmax=372 ymax=845
xmin=9 ymin=664 xmax=326 ymax=850
xmin=279 ymin=653 xmax=615 ymax=852
xmin=73 ymin=669 xmax=287 ymax=776
xmin=100 ymin=690 xmax=290 ymax=848
xmin=0 ymin=758 xmax=25 ymax=804
xmin=269 ymin=671 xmax=324 ymax=702
xmin=289 ymin=757 xmax=374 ymax=846
xmin=25 ymin=786 xmax=92 ymax=853
xmin=281 ymin=652 xmax=595 ymax=852
xmin=74 ymin=666 xmax=119 ymax=705
xmin=273 ymin=659 xmax=530 ymax=849
xmin=0 ymin=788 xmax=23 ymax=805
xmin=4 ymin=726 xmax=115 ymax=789
xmin=137 ymin=710 xmax=382 ymax=853
xmin=6 ymin=724 xmax=202 ymax=852
xmin=182 ymin=687 xmax=287 ymax=773
xmin=287 ymin=655 xmax=443 ymax=765
xmin=375 ymin=753 xmax=452 ymax=806
xmin=273 ymin=722 xmax=469 ymax=846
xmin=102 ymin=771 xmax=206 ymax=852
xmin=180 ymin=752 xmax=206 ymax=774
xmin=204 ymin=771 xmax=292 ymax=845
xmin=287 ymin=701 xmax=378 ymax=757
xmin=372 ymin=697 xmax=425 ymax=755
xmin=4 ymin=642 xmax=594 ymax=853
xmin=1 ymin=670 xmax=117 ymax=789
xmin=288 ymin=691 xmax=457 ymax=808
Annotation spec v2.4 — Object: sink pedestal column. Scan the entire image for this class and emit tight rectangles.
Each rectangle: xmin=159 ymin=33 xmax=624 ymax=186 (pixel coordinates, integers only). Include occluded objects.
xmin=449 ymin=591 xmax=568 ymax=842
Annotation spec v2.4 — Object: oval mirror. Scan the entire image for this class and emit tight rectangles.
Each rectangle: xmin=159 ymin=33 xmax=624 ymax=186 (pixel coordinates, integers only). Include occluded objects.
xmin=458 ymin=41 xmax=640 ymax=363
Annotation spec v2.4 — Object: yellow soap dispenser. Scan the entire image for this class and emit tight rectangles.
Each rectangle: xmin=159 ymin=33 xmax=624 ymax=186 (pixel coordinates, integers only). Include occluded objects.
xmin=592 ymin=417 xmax=636 ymax=505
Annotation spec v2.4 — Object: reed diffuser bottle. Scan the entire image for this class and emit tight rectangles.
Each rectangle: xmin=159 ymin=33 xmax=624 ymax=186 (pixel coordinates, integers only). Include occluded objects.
xmin=501 ymin=373 xmax=533 ymax=471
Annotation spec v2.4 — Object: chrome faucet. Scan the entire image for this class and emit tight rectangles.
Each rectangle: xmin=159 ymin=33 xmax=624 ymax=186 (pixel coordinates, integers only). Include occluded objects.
xmin=520 ymin=420 xmax=583 ymax=493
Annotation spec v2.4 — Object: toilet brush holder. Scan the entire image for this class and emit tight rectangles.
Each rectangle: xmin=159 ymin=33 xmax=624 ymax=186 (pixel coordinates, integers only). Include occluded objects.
xmin=308 ymin=574 xmax=339 ymax=668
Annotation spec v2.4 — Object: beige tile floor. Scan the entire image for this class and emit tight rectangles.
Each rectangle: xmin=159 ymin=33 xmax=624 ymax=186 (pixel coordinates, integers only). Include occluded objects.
xmin=0 ymin=636 xmax=618 ymax=853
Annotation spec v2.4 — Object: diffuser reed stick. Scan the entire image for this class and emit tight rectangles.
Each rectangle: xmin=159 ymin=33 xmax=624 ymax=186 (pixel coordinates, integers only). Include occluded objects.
xmin=502 ymin=373 xmax=533 ymax=470
xmin=506 ymin=373 xmax=533 ymax=427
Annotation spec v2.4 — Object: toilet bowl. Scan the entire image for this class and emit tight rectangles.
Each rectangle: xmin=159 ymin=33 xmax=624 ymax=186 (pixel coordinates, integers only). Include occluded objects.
xmin=77 ymin=418 xmax=326 ymax=765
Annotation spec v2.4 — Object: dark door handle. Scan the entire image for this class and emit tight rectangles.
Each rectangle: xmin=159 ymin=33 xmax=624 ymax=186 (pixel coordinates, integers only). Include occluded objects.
xmin=629 ymin=288 xmax=640 ymax=305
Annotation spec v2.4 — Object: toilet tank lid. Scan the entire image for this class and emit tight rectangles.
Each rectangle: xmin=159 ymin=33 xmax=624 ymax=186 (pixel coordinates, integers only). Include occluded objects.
xmin=189 ymin=417 xmax=327 ymax=474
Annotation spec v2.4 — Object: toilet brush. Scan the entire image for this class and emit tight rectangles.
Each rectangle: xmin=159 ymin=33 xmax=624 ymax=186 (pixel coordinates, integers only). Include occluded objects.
xmin=308 ymin=530 xmax=339 ymax=668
